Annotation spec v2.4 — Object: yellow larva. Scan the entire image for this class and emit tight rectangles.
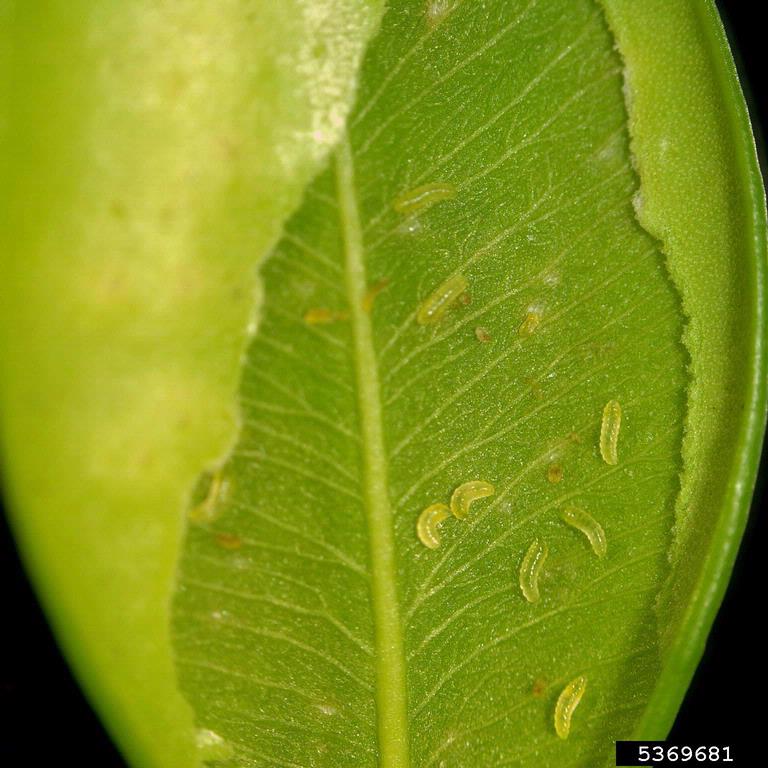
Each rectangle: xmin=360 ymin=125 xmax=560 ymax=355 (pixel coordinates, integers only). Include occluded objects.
xmin=599 ymin=399 xmax=622 ymax=465
xmin=417 ymin=503 xmax=452 ymax=549
xmin=450 ymin=480 xmax=495 ymax=520
xmin=393 ymin=182 xmax=456 ymax=216
xmin=417 ymin=274 xmax=469 ymax=325
xmin=518 ymin=310 xmax=542 ymax=337
xmin=560 ymin=505 xmax=607 ymax=558
xmin=519 ymin=538 xmax=548 ymax=603
xmin=554 ymin=675 xmax=587 ymax=739
xmin=188 ymin=469 xmax=228 ymax=524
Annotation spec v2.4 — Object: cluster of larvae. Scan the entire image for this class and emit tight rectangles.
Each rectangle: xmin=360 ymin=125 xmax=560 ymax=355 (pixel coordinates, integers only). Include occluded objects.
xmin=404 ymin=189 xmax=625 ymax=739
xmin=519 ymin=497 xmax=610 ymax=605
xmin=308 ymin=176 xmax=623 ymax=743
xmin=392 ymin=183 xmax=490 ymax=331
xmin=415 ymin=400 xmax=622 ymax=739
xmin=517 ymin=400 xmax=621 ymax=739
xmin=302 ymin=182 xmax=461 ymax=328
xmin=416 ymin=480 xmax=495 ymax=549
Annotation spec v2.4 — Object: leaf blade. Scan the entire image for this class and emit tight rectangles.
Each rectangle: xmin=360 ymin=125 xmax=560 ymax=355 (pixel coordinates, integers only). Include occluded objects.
xmin=598 ymin=0 xmax=768 ymax=737
xmin=0 ymin=2 xmax=384 ymax=765
xmin=172 ymin=2 xmax=704 ymax=766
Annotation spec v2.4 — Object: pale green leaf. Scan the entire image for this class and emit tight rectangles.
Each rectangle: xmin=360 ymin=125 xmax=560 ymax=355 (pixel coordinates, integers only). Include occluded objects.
xmin=0 ymin=2 xmax=383 ymax=766
xmin=2 ymin=1 xmax=765 ymax=766
xmin=172 ymin=1 xmax=696 ymax=765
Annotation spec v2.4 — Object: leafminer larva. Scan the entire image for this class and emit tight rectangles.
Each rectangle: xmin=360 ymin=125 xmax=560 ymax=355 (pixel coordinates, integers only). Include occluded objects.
xmin=303 ymin=307 xmax=348 ymax=325
xmin=474 ymin=326 xmax=492 ymax=343
xmin=393 ymin=182 xmax=456 ymax=216
xmin=554 ymin=675 xmax=587 ymax=739
xmin=519 ymin=538 xmax=548 ymax=603
xmin=560 ymin=505 xmax=607 ymax=558
xmin=450 ymin=480 xmax=495 ymax=520
xmin=518 ymin=309 xmax=542 ymax=337
xmin=416 ymin=274 xmax=469 ymax=325
xmin=417 ymin=503 xmax=452 ymax=549
xmin=599 ymin=399 xmax=622 ymax=465
xmin=188 ymin=469 xmax=228 ymax=524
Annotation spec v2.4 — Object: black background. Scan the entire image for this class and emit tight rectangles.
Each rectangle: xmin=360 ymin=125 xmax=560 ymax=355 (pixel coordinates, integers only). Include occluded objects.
xmin=0 ymin=2 xmax=765 ymax=765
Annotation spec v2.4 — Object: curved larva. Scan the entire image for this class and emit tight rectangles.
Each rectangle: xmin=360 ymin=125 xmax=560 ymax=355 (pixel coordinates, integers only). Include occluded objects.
xmin=519 ymin=538 xmax=548 ymax=603
xmin=554 ymin=675 xmax=587 ymax=739
xmin=417 ymin=503 xmax=452 ymax=549
xmin=393 ymin=182 xmax=456 ymax=216
xmin=599 ymin=399 xmax=622 ymax=465
xmin=417 ymin=274 xmax=469 ymax=325
xmin=450 ymin=480 xmax=495 ymax=520
xmin=560 ymin=505 xmax=607 ymax=558
xmin=188 ymin=469 xmax=228 ymax=524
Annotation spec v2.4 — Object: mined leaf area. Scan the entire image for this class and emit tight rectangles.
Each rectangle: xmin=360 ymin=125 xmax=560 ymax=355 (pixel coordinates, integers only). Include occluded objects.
xmin=173 ymin=1 xmax=687 ymax=766
xmin=1 ymin=2 xmax=384 ymax=764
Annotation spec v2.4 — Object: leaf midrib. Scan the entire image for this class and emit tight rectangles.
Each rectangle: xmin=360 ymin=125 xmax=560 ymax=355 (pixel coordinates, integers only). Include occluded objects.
xmin=335 ymin=137 xmax=410 ymax=768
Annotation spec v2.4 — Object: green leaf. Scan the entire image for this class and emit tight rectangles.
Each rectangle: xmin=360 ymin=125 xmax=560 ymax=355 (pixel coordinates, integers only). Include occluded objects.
xmin=0 ymin=2 xmax=383 ymax=766
xmin=599 ymin=0 xmax=768 ymax=736
xmin=171 ymin=2 xmax=764 ymax=767
xmin=1 ymin=1 xmax=764 ymax=767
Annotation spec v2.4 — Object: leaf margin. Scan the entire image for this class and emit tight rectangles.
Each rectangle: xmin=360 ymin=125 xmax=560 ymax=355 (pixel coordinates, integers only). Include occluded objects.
xmin=598 ymin=0 xmax=768 ymax=738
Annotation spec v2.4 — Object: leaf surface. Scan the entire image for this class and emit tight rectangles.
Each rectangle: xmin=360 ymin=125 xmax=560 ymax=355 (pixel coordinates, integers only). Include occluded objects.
xmin=599 ymin=0 xmax=767 ymax=736
xmin=0 ymin=2 xmax=383 ymax=765
xmin=173 ymin=1 xmax=692 ymax=765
